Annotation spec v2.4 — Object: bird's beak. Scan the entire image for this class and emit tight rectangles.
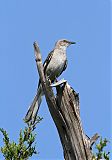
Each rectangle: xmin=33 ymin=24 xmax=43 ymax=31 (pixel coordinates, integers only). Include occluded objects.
xmin=69 ymin=41 xmax=76 ymax=44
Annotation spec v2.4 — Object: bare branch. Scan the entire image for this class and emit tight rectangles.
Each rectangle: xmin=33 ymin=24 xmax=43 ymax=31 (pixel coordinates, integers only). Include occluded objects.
xmin=33 ymin=41 xmax=99 ymax=160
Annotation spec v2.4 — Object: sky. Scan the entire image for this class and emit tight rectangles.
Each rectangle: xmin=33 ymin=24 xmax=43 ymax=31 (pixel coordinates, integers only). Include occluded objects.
xmin=0 ymin=0 xmax=111 ymax=159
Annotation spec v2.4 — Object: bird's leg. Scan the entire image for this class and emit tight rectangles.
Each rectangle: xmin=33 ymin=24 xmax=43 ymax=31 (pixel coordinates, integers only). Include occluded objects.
xmin=51 ymin=77 xmax=58 ymax=86
xmin=46 ymin=75 xmax=52 ymax=85
xmin=54 ymin=77 xmax=58 ymax=83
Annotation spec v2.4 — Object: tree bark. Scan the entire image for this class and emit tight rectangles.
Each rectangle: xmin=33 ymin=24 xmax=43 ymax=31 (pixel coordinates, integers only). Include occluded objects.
xmin=33 ymin=42 xmax=99 ymax=160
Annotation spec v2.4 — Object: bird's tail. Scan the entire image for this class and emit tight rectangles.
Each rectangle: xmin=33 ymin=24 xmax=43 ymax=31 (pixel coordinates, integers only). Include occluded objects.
xmin=24 ymin=85 xmax=43 ymax=123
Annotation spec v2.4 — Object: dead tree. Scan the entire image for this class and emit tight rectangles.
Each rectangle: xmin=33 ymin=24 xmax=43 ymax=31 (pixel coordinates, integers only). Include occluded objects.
xmin=33 ymin=41 xmax=99 ymax=160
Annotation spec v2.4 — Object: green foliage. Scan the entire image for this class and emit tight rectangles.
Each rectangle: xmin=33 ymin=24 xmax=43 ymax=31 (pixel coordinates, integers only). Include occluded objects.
xmin=92 ymin=137 xmax=110 ymax=160
xmin=0 ymin=116 xmax=42 ymax=160
xmin=0 ymin=115 xmax=110 ymax=160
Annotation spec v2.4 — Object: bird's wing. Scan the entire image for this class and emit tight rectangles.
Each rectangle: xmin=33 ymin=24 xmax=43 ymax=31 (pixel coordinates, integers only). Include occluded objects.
xmin=38 ymin=50 xmax=54 ymax=87
xmin=43 ymin=50 xmax=54 ymax=73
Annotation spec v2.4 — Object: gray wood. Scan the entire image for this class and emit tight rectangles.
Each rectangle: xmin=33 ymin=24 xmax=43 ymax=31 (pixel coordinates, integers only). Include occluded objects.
xmin=33 ymin=42 xmax=99 ymax=160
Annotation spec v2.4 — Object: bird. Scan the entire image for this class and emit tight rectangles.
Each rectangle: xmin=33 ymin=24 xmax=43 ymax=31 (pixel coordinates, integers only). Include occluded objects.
xmin=25 ymin=39 xmax=76 ymax=124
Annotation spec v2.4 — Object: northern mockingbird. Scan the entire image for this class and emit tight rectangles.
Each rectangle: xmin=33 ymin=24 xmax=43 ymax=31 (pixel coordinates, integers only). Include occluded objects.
xmin=25 ymin=39 xmax=76 ymax=123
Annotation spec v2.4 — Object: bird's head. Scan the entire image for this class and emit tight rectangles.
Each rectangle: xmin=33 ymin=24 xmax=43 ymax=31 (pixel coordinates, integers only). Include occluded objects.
xmin=55 ymin=39 xmax=76 ymax=50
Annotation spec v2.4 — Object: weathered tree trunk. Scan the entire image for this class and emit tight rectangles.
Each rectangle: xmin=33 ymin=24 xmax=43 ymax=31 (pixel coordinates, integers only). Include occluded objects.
xmin=33 ymin=42 xmax=99 ymax=160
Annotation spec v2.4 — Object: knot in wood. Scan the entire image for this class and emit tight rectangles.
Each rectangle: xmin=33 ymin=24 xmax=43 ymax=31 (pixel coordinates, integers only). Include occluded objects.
xmin=35 ymin=58 xmax=41 ymax=62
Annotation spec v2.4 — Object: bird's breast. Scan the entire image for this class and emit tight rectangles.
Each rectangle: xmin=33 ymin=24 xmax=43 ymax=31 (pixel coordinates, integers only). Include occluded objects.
xmin=46 ymin=51 xmax=67 ymax=80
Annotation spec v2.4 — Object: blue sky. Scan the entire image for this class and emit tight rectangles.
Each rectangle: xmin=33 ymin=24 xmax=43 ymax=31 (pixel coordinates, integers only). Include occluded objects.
xmin=0 ymin=0 xmax=111 ymax=159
